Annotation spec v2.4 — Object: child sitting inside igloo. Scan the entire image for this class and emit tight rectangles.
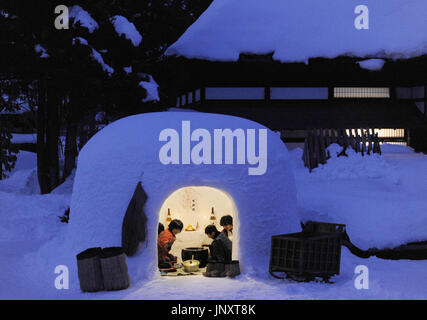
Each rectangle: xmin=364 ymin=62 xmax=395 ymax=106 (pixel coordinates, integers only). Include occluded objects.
xmin=220 ymin=215 xmax=233 ymax=241
xmin=204 ymin=225 xmax=232 ymax=262
xmin=158 ymin=219 xmax=183 ymax=270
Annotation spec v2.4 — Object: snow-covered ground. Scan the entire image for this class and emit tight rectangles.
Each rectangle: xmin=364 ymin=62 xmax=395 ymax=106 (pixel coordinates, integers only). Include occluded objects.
xmin=0 ymin=144 xmax=426 ymax=299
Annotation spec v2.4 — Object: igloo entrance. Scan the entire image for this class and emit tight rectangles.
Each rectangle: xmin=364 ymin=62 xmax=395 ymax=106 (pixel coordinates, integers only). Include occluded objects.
xmin=158 ymin=186 xmax=239 ymax=272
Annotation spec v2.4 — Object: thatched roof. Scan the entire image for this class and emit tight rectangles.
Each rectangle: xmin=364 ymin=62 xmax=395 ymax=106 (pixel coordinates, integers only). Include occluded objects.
xmin=166 ymin=0 xmax=427 ymax=63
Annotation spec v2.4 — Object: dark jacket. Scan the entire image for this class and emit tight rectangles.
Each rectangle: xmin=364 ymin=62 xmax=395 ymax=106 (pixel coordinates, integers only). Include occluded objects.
xmin=209 ymin=232 xmax=232 ymax=262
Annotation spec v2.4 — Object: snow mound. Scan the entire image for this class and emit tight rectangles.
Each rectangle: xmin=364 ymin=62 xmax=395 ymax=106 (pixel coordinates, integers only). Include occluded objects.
xmin=295 ymin=143 xmax=427 ymax=250
xmin=110 ymin=15 xmax=142 ymax=47
xmin=0 ymin=169 xmax=40 ymax=195
xmin=381 ymin=143 xmax=415 ymax=154
xmin=0 ymin=192 xmax=69 ymax=242
xmin=52 ymin=170 xmax=76 ymax=195
xmin=67 ymin=112 xmax=299 ymax=282
xmin=0 ymin=151 xmax=40 ymax=194
xmin=310 ymin=144 xmax=400 ymax=184
xmin=70 ymin=5 xmax=99 ymax=33
xmin=166 ymin=0 xmax=427 ymax=62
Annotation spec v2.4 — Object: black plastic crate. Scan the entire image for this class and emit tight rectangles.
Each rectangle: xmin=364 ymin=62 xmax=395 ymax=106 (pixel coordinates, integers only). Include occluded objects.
xmin=269 ymin=231 xmax=343 ymax=282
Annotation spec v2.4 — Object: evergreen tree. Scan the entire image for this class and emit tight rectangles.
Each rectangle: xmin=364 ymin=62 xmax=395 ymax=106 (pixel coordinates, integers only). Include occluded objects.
xmin=0 ymin=0 xmax=213 ymax=191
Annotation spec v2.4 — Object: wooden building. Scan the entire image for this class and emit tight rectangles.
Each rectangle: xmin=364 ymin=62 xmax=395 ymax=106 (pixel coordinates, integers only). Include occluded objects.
xmin=161 ymin=0 xmax=427 ymax=152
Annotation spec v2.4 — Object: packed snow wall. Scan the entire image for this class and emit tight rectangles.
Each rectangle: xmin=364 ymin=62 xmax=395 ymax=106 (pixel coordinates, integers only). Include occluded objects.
xmin=67 ymin=112 xmax=300 ymax=280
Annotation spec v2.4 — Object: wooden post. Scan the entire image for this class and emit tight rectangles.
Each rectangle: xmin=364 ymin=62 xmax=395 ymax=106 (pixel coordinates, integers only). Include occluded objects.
xmin=303 ymin=130 xmax=310 ymax=169
xmin=367 ymin=128 xmax=373 ymax=155
xmin=348 ymin=129 xmax=354 ymax=151
xmin=314 ymin=129 xmax=321 ymax=168
xmin=361 ymin=129 xmax=366 ymax=156
xmin=325 ymin=129 xmax=331 ymax=149
xmin=308 ymin=130 xmax=316 ymax=171
xmin=373 ymin=133 xmax=382 ymax=155
xmin=319 ymin=129 xmax=327 ymax=164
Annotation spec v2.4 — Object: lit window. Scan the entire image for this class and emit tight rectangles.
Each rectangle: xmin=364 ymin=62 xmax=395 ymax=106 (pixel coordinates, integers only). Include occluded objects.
xmin=346 ymin=128 xmax=405 ymax=139
xmin=334 ymin=87 xmax=390 ymax=98
xmin=374 ymin=128 xmax=405 ymax=139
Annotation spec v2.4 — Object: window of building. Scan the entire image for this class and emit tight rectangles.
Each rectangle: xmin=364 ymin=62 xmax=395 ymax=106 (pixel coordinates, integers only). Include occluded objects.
xmin=270 ymin=87 xmax=328 ymax=100
xmin=205 ymin=87 xmax=265 ymax=100
xmin=334 ymin=87 xmax=390 ymax=98
xmin=396 ymin=86 xmax=426 ymax=100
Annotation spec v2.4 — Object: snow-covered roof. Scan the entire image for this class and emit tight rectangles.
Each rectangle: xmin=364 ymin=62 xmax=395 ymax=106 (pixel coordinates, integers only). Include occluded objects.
xmin=166 ymin=0 xmax=427 ymax=63
xmin=68 ymin=112 xmax=299 ymax=279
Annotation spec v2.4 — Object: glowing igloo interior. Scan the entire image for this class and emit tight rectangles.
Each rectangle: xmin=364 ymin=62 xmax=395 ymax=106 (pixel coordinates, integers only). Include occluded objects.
xmin=159 ymin=186 xmax=239 ymax=264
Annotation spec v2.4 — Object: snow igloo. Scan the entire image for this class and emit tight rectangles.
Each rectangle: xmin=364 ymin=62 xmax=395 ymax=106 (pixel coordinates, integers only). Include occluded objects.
xmin=68 ymin=111 xmax=300 ymax=280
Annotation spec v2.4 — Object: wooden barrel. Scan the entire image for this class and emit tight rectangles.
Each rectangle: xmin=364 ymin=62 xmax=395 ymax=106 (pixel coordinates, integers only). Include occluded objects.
xmin=100 ymin=247 xmax=130 ymax=291
xmin=203 ymin=260 xmax=226 ymax=277
xmin=225 ymin=260 xmax=240 ymax=277
xmin=76 ymin=247 xmax=104 ymax=292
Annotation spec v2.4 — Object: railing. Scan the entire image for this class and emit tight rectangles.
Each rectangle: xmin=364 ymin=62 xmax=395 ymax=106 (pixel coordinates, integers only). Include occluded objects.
xmin=303 ymin=128 xmax=382 ymax=172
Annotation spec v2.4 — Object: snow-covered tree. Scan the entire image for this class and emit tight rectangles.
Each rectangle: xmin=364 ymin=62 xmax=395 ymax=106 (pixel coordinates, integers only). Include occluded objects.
xmin=0 ymin=0 xmax=213 ymax=191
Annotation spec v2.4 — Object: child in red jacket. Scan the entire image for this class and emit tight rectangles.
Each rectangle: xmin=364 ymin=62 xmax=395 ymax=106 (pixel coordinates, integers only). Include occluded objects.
xmin=158 ymin=219 xmax=183 ymax=269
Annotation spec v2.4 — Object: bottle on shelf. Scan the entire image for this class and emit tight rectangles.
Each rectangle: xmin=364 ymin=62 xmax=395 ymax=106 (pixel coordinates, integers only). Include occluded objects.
xmin=166 ymin=208 xmax=172 ymax=224
xmin=210 ymin=207 xmax=216 ymax=223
